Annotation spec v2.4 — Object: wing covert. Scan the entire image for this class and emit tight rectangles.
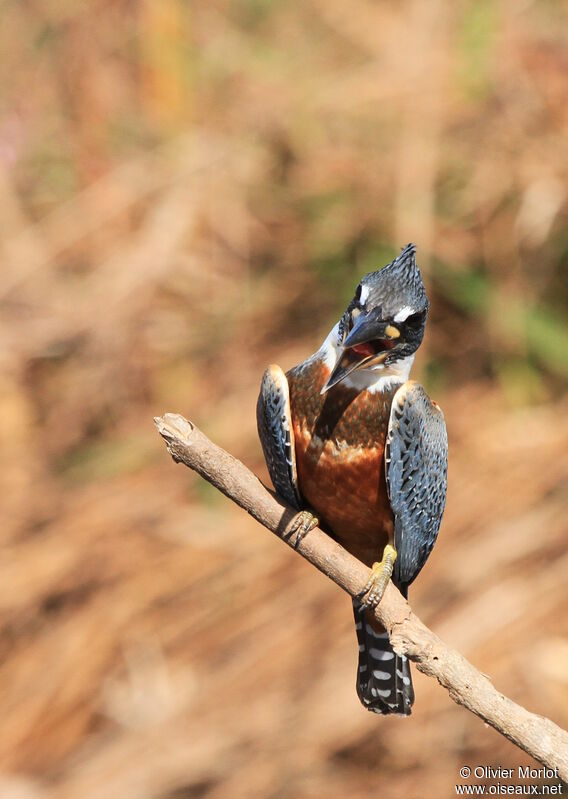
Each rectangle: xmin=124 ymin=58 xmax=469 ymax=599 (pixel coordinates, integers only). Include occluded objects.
xmin=256 ymin=364 xmax=301 ymax=509
xmin=386 ymin=381 xmax=448 ymax=590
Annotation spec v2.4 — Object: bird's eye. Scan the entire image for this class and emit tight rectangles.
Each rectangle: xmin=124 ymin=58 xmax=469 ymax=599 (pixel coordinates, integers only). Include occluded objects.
xmin=354 ymin=284 xmax=362 ymax=303
xmin=405 ymin=312 xmax=423 ymax=329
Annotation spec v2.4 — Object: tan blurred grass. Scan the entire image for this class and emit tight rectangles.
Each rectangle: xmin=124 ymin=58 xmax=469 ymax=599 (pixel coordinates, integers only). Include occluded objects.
xmin=0 ymin=2 xmax=567 ymax=798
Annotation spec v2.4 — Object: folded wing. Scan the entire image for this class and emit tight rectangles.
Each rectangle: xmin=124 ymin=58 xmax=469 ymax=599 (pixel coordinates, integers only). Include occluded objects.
xmin=256 ymin=364 xmax=301 ymax=509
xmin=385 ymin=381 xmax=448 ymax=594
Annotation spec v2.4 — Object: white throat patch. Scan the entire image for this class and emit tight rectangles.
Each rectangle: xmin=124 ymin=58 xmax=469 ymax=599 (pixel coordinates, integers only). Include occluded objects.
xmin=342 ymin=355 xmax=415 ymax=393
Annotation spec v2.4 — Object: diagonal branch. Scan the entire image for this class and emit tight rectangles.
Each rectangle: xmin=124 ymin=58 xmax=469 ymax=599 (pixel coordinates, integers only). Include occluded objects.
xmin=154 ymin=412 xmax=568 ymax=780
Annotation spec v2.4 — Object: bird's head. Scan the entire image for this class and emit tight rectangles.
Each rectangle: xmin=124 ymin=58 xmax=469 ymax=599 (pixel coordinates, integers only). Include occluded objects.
xmin=322 ymin=244 xmax=429 ymax=393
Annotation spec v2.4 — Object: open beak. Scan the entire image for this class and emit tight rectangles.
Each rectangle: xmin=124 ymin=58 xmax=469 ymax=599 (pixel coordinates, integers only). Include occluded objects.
xmin=321 ymin=311 xmax=401 ymax=394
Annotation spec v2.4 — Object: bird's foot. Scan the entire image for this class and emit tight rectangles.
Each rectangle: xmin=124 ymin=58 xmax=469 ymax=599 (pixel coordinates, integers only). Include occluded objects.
xmin=356 ymin=544 xmax=397 ymax=609
xmin=287 ymin=510 xmax=319 ymax=549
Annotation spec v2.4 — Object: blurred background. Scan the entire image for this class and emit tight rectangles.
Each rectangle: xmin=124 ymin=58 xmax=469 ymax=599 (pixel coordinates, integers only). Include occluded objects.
xmin=1 ymin=1 xmax=568 ymax=797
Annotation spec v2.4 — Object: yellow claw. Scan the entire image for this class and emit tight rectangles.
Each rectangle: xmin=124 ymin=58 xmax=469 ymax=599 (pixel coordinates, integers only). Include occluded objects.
xmin=357 ymin=544 xmax=397 ymax=608
xmin=288 ymin=510 xmax=319 ymax=549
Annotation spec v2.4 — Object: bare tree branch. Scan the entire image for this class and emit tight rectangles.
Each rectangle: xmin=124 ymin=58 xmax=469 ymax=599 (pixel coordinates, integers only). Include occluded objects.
xmin=154 ymin=412 xmax=568 ymax=780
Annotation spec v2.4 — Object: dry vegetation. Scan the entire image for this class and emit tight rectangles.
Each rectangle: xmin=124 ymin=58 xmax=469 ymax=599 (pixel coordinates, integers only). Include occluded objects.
xmin=0 ymin=1 xmax=567 ymax=798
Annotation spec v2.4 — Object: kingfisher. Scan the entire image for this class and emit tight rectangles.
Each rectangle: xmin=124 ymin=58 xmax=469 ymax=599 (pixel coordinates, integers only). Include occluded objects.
xmin=257 ymin=244 xmax=448 ymax=715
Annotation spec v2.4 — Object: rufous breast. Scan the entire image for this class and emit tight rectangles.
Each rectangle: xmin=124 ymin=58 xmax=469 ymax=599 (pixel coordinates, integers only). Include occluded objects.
xmin=287 ymin=359 xmax=398 ymax=566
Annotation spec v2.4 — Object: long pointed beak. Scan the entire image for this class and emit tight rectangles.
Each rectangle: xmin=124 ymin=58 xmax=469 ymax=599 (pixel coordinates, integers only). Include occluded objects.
xmin=321 ymin=312 xmax=397 ymax=394
xmin=343 ymin=309 xmax=385 ymax=348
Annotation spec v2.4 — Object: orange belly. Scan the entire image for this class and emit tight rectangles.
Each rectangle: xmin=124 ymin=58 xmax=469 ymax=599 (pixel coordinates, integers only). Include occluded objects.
xmin=288 ymin=361 xmax=396 ymax=567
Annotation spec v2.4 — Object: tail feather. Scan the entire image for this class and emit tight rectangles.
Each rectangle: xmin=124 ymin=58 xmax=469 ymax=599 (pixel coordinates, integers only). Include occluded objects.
xmin=353 ymin=600 xmax=414 ymax=715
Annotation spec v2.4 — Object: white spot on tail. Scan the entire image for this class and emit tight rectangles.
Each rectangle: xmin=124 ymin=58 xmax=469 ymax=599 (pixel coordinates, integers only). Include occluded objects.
xmin=370 ymin=649 xmax=395 ymax=661
xmin=397 ymin=669 xmax=411 ymax=686
xmin=369 ymin=647 xmax=391 ymax=659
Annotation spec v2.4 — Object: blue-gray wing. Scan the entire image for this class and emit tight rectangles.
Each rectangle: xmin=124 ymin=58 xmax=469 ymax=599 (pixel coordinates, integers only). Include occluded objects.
xmin=256 ymin=364 xmax=301 ymax=509
xmin=385 ymin=381 xmax=448 ymax=590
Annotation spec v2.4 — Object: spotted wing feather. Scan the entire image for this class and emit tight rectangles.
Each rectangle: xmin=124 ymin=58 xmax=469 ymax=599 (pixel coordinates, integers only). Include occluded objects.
xmin=256 ymin=364 xmax=301 ymax=509
xmin=386 ymin=381 xmax=448 ymax=591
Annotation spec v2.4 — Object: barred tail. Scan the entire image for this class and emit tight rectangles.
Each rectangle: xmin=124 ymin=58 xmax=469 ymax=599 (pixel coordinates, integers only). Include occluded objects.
xmin=353 ymin=599 xmax=414 ymax=715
